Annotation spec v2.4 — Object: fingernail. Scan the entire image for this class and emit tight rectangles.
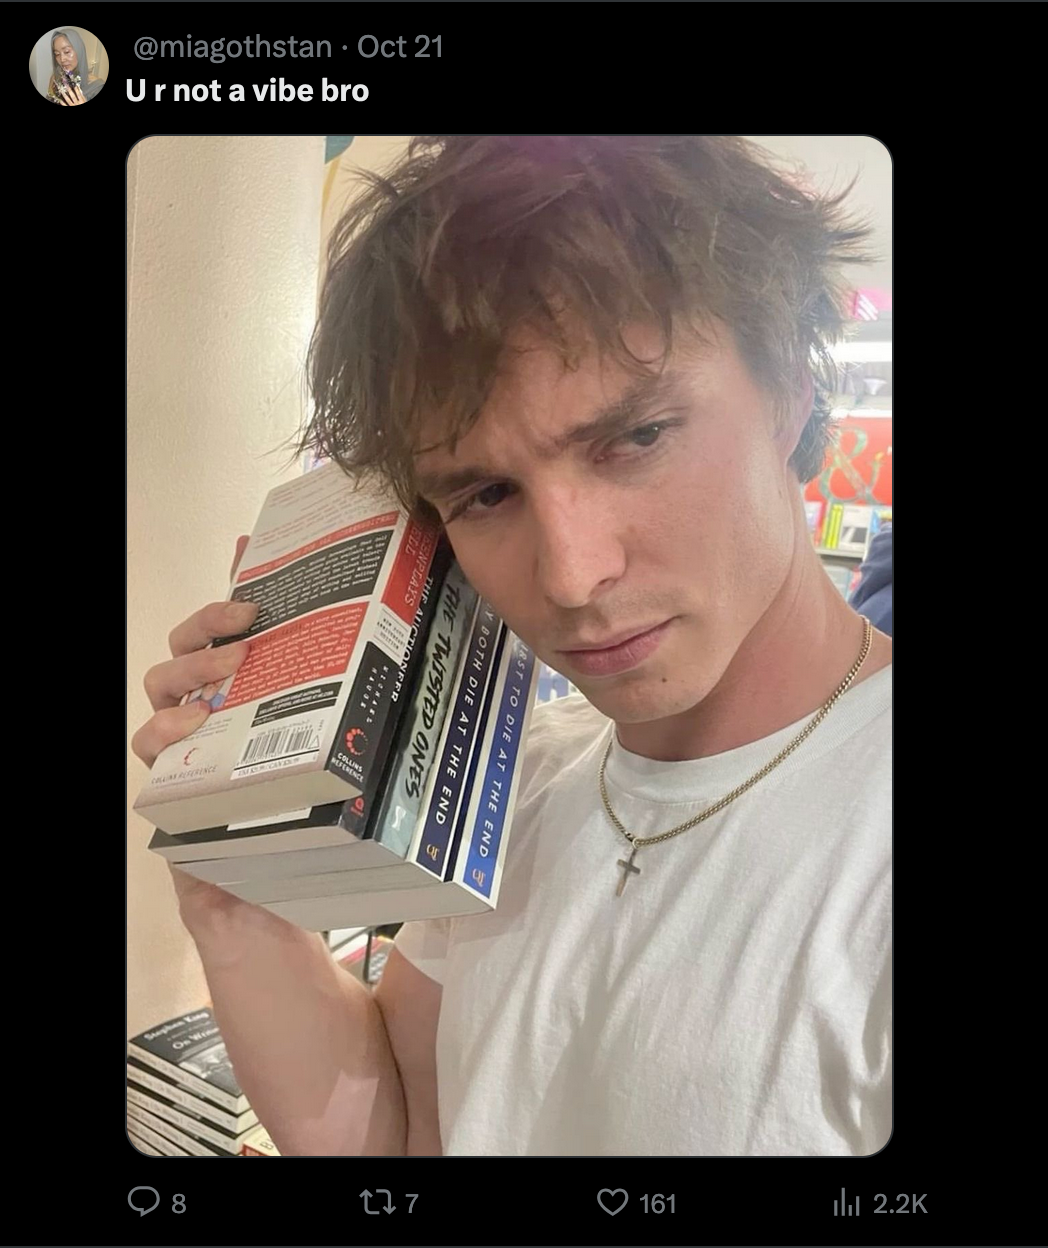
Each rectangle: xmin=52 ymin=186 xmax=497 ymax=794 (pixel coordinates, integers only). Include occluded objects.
xmin=228 ymin=601 xmax=258 ymax=621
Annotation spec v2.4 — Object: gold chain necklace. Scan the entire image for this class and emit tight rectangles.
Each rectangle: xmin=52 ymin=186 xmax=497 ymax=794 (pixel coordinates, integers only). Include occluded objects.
xmin=600 ymin=616 xmax=873 ymax=895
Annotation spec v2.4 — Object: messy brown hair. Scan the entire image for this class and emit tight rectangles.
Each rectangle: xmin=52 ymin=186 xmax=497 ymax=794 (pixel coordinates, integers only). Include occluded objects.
xmin=299 ymin=136 xmax=878 ymax=518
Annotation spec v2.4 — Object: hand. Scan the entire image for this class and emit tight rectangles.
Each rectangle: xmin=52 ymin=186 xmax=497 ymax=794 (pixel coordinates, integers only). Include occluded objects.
xmin=55 ymin=83 xmax=87 ymax=106
xmin=132 ymin=536 xmax=261 ymax=921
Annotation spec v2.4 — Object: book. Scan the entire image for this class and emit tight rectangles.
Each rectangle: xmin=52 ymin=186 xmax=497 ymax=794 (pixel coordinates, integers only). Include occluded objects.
xmin=148 ymin=803 xmax=359 ymax=865
xmin=134 ymin=462 xmax=441 ymax=834
xmin=127 ymin=1101 xmax=233 ymax=1157
xmin=367 ymin=561 xmax=481 ymax=859
xmin=836 ymin=504 xmax=874 ymax=555
xmin=408 ymin=603 xmax=505 ymax=882
xmin=240 ymin=1125 xmax=281 ymax=1156
xmin=127 ymin=1057 xmax=258 ymax=1135
xmin=257 ymin=629 xmax=540 ymax=931
xmin=803 ymin=499 xmax=827 ymax=546
xmin=153 ymin=575 xmax=492 ymax=896
xmin=869 ymin=507 xmax=892 ymax=539
xmin=128 ymin=1120 xmax=180 ymax=1156
xmin=145 ymin=559 xmax=480 ymax=879
xmin=127 ymin=1008 xmax=248 ymax=1115
xmin=448 ymin=630 xmax=539 ymax=910
xmin=822 ymin=503 xmax=844 ymax=550
xmin=219 ymin=614 xmax=508 ymax=904
xmin=126 ymin=1084 xmax=256 ymax=1155
xmin=325 ymin=539 xmax=452 ymax=839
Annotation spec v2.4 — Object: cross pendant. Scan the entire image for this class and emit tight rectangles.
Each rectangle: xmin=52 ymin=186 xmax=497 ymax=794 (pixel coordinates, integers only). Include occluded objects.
xmin=616 ymin=844 xmax=641 ymax=896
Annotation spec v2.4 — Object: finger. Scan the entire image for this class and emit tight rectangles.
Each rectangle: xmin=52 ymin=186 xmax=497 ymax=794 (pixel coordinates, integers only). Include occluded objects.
xmin=230 ymin=534 xmax=251 ymax=582
xmin=144 ymin=638 xmax=253 ymax=712
xmin=131 ymin=701 xmax=213 ymax=769
xmin=167 ymin=598 xmax=259 ymax=660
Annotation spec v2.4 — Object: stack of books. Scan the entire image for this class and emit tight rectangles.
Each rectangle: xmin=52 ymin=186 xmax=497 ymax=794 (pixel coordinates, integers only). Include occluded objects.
xmin=127 ymin=1008 xmax=267 ymax=1156
xmin=134 ymin=463 xmax=540 ymax=932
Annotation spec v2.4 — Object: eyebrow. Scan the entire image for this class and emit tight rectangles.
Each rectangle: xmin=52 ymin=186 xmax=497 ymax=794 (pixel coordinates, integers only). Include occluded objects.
xmin=415 ymin=370 xmax=686 ymax=502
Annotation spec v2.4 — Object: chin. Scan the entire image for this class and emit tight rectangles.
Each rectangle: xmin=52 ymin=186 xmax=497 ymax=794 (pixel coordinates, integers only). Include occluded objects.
xmin=574 ymin=668 xmax=711 ymax=725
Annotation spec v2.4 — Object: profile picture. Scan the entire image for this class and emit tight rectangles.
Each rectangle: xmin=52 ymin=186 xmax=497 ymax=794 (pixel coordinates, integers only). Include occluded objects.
xmin=29 ymin=28 xmax=108 ymax=105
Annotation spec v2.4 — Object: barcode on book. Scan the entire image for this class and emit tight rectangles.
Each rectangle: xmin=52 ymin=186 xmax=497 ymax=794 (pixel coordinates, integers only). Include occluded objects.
xmin=232 ymin=714 xmax=324 ymax=778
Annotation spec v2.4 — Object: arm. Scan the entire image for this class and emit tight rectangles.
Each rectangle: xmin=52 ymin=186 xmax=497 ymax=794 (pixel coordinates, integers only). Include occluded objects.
xmin=134 ymin=538 xmax=442 ymax=1156
xmin=184 ymin=898 xmax=410 ymax=1156
xmin=374 ymin=947 xmax=443 ymax=1155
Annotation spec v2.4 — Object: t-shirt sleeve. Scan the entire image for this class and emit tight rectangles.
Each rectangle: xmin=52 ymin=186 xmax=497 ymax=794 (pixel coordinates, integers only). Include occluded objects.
xmin=393 ymin=918 xmax=453 ymax=985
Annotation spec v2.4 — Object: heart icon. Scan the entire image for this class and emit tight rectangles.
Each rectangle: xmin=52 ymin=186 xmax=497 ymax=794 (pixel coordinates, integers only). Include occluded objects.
xmin=597 ymin=1188 xmax=628 ymax=1216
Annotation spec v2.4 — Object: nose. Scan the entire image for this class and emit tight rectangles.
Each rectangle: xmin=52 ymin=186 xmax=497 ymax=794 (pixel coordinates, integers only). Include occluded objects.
xmin=529 ymin=484 xmax=625 ymax=610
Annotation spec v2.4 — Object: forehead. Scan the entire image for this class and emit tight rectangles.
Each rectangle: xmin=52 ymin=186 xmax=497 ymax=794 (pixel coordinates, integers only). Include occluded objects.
xmin=54 ymin=38 xmax=72 ymax=49
xmin=414 ymin=319 xmax=727 ymax=460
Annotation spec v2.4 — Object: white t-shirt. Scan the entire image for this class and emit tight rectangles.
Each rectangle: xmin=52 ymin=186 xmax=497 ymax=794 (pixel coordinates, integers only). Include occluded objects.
xmin=395 ymin=665 xmax=891 ymax=1156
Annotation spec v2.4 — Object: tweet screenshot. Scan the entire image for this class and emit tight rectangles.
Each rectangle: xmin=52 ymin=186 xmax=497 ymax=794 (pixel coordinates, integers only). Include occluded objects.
xmin=14 ymin=2 xmax=1014 ymax=1243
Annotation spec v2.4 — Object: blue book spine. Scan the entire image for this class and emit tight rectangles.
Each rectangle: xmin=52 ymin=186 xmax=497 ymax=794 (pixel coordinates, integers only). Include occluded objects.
xmin=438 ymin=624 xmax=509 ymax=886
xmin=455 ymin=634 xmax=539 ymax=901
xmin=413 ymin=601 xmax=502 ymax=878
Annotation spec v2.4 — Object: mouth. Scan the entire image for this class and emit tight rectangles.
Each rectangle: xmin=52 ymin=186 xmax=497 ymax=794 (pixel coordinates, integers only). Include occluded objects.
xmin=557 ymin=619 xmax=674 ymax=678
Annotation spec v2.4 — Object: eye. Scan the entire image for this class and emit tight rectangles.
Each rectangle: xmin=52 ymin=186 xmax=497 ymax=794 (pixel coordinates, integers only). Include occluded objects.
xmin=600 ymin=417 xmax=684 ymax=460
xmin=445 ymin=481 xmax=515 ymax=523
xmin=626 ymin=423 xmax=662 ymax=448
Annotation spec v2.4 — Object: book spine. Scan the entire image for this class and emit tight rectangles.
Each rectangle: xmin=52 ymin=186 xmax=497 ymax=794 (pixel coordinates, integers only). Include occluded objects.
xmin=814 ymin=502 xmax=828 ymax=547
xmin=324 ymin=514 xmax=439 ymax=796
xmin=371 ymin=563 xmax=481 ymax=857
xmin=411 ymin=602 xmax=503 ymax=879
xmin=128 ymin=1121 xmax=181 ymax=1156
xmin=125 ymin=1043 xmax=240 ymax=1113
xmin=454 ymin=632 xmax=540 ymax=905
xmin=127 ymin=1061 xmax=253 ymax=1134
xmin=126 ymin=1086 xmax=244 ymax=1154
xmin=825 ymin=504 xmax=843 ymax=549
xmin=338 ymin=541 xmax=453 ymax=839
xmin=439 ymin=624 xmax=509 ymax=887
xmin=127 ymin=1102 xmax=227 ymax=1157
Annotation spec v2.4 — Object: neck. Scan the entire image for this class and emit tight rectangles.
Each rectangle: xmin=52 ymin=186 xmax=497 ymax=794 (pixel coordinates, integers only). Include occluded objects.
xmin=615 ymin=535 xmax=890 ymax=763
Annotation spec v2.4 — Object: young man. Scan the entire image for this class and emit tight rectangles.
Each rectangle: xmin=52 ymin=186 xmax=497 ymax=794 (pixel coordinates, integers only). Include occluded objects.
xmin=133 ymin=136 xmax=891 ymax=1157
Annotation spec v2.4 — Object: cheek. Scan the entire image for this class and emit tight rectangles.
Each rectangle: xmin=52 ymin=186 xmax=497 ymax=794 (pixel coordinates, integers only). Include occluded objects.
xmin=649 ymin=443 xmax=788 ymax=585
xmin=446 ymin=538 xmax=505 ymax=606
xmin=449 ymin=532 xmax=544 ymax=648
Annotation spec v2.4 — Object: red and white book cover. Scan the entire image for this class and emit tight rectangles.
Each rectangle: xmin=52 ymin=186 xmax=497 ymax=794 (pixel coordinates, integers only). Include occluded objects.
xmin=134 ymin=463 xmax=440 ymax=834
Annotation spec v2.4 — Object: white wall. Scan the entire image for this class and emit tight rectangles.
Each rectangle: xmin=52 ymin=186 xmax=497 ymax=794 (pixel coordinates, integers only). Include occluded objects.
xmin=127 ymin=135 xmax=422 ymax=1037
xmin=127 ymin=136 xmax=325 ymax=1035
xmin=746 ymin=136 xmax=892 ymax=296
